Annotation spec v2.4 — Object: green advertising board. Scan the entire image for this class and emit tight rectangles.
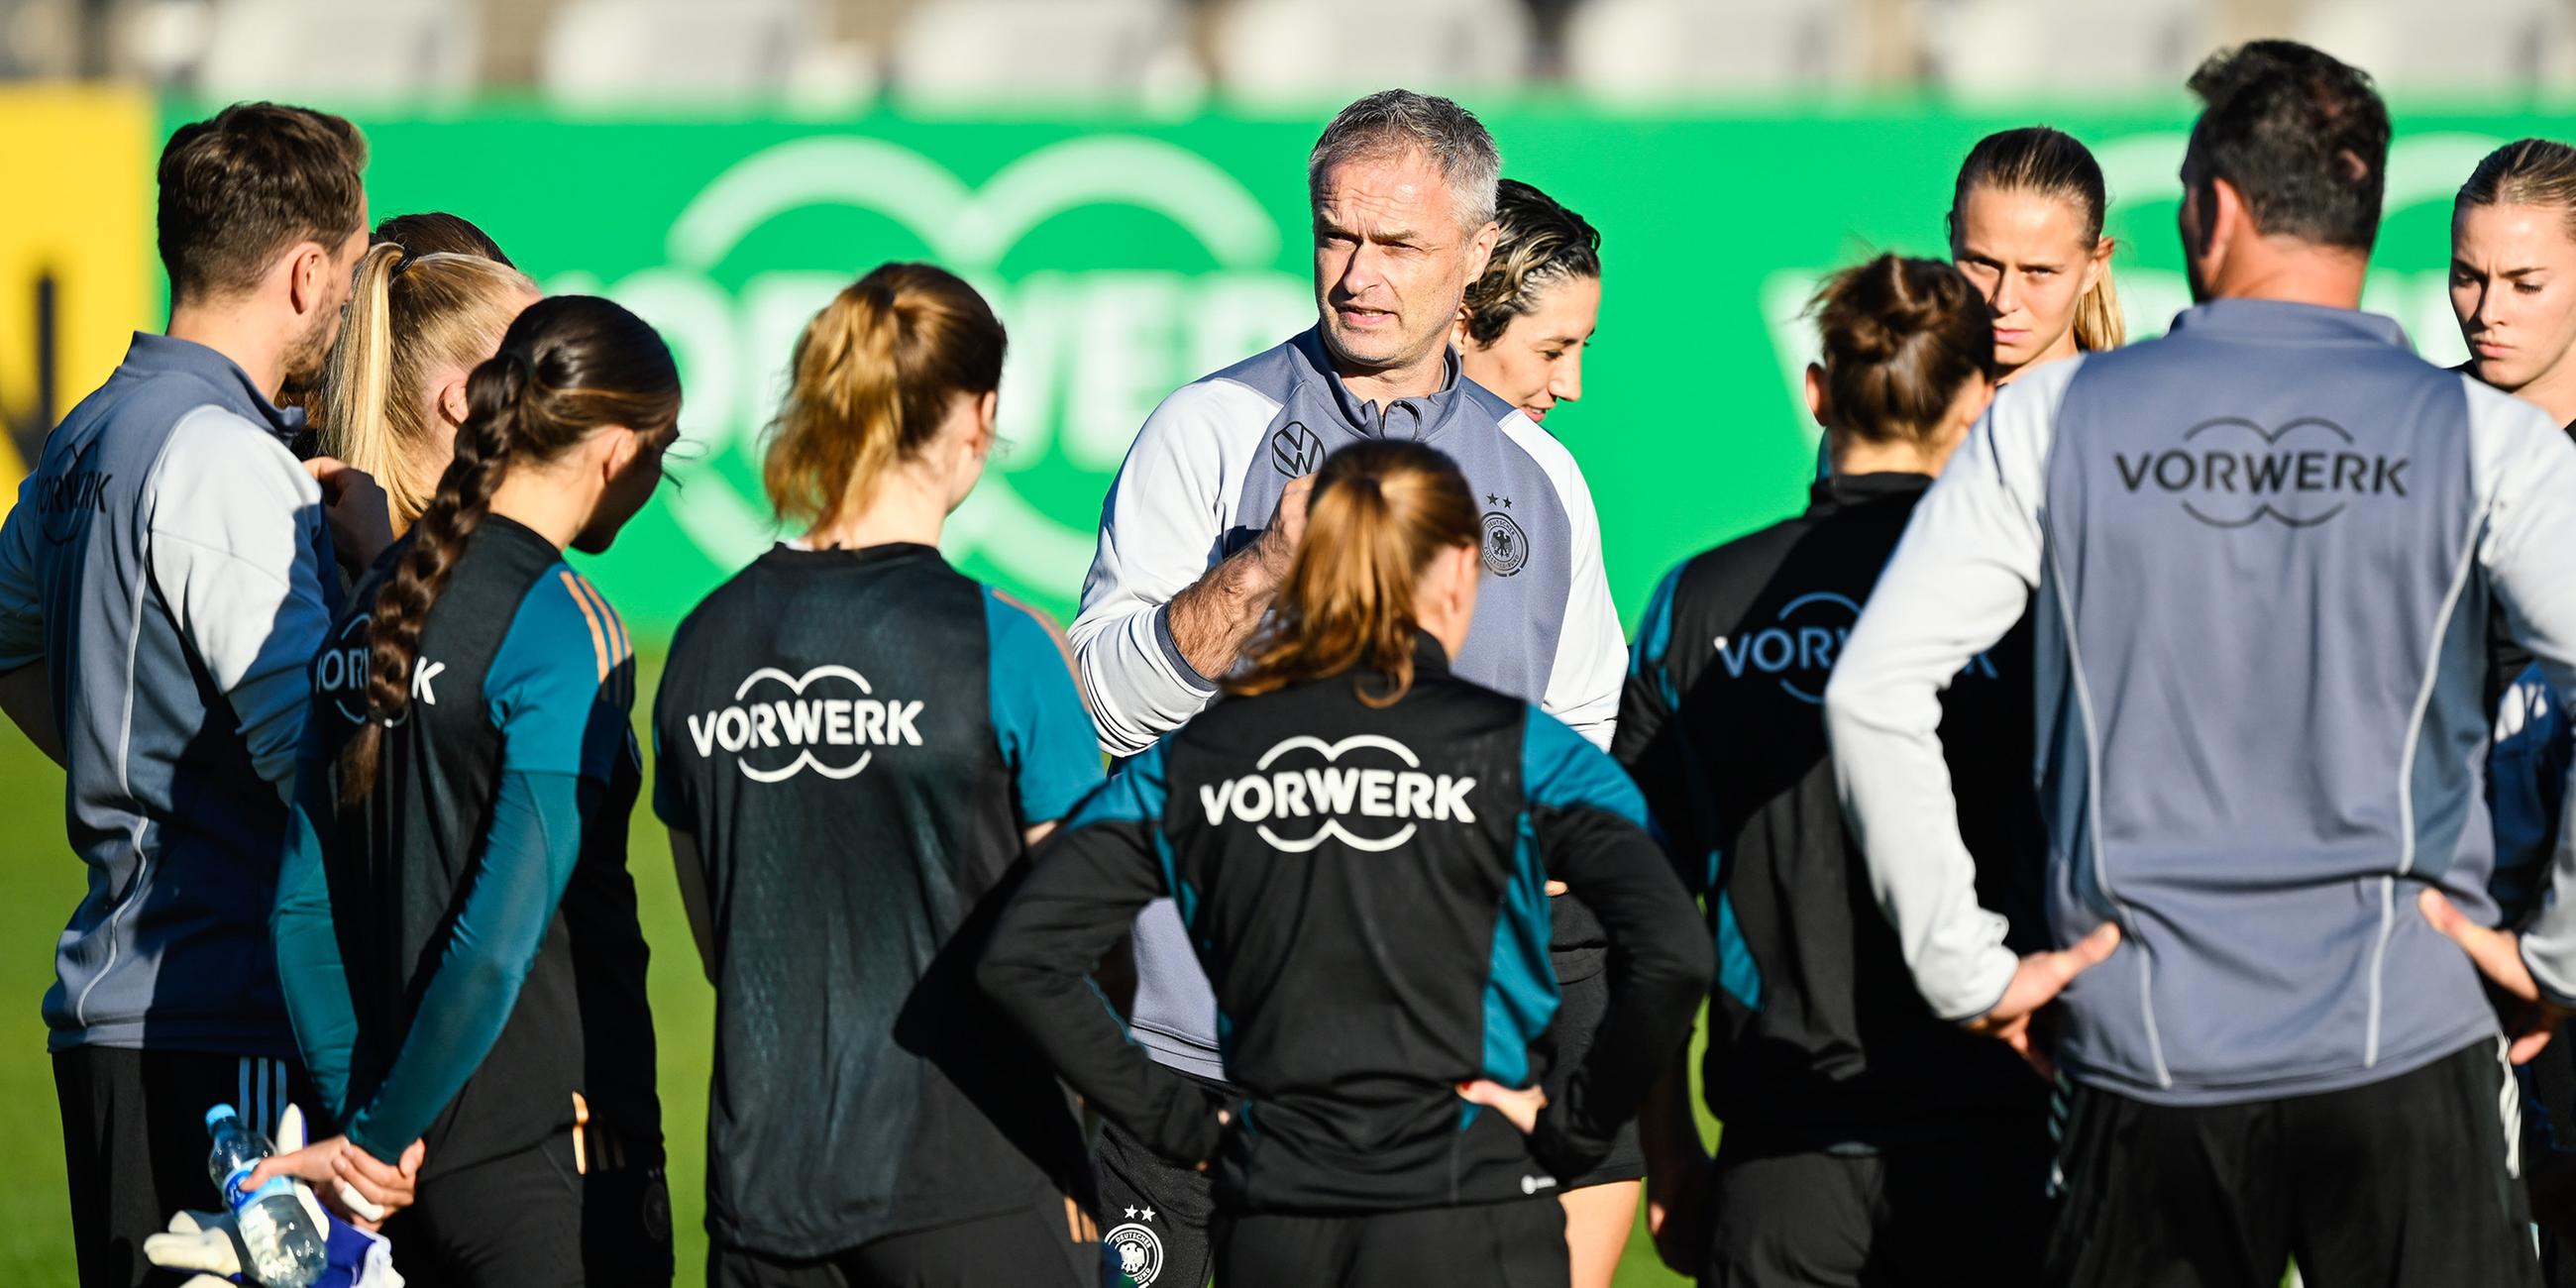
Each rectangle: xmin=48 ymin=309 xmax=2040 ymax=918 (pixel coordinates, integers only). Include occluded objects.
xmin=294 ymin=106 xmax=2544 ymax=638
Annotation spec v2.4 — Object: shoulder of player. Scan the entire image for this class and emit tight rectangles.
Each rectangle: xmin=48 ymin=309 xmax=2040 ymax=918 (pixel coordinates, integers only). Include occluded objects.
xmin=149 ymin=404 xmax=317 ymax=508
xmin=983 ymin=584 xmax=1078 ymax=676
xmin=1480 ymin=402 xmax=1593 ymax=499
xmin=494 ymin=560 xmax=633 ymax=693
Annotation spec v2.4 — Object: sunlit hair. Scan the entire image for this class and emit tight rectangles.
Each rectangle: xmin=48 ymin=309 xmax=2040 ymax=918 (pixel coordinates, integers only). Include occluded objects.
xmin=763 ymin=262 xmax=1006 ymax=528
xmin=340 ymin=296 xmax=679 ymax=803
xmin=318 ymin=243 xmax=534 ymax=530
xmin=2458 ymin=139 xmax=2576 ymax=240
xmin=1309 ymin=88 xmax=1502 ymax=231
xmin=1950 ymin=126 xmax=2126 ymax=353
xmin=1808 ymin=254 xmax=1996 ymax=447
xmin=1230 ymin=441 xmax=1480 ymax=707
xmin=1461 ymin=179 xmax=1601 ymax=347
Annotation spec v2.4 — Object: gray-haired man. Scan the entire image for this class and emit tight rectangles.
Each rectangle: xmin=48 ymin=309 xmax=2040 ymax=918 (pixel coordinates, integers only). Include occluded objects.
xmin=1059 ymin=89 xmax=1627 ymax=1284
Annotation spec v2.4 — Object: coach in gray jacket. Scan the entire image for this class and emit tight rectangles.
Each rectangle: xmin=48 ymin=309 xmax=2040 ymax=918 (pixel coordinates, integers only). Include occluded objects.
xmin=0 ymin=103 xmax=380 ymax=1287
xmin=1829 ymin=43 xmax=2571 ymax=1287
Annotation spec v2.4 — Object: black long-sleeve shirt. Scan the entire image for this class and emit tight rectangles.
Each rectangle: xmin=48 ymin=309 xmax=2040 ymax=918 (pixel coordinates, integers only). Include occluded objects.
xmin=1620 ymin=473 xmax=2049 ymax=1148
xmin=979 ymin=638 xmax=1709 ymax=1213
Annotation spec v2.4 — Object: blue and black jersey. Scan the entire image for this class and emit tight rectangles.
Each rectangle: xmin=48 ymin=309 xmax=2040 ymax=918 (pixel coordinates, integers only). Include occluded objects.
xmin=979 ymin=638 xmax=1708 ymax=1215
xmin=650 ymin=542 xmax=1104 ymax=1259
xmin=1620 ymin=472 xmax=2048 ymax=1148
xmin=274 ymin=516 xmax=657 ymax=1175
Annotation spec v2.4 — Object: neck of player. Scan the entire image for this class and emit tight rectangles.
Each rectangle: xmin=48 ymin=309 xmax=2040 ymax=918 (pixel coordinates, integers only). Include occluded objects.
xmin=166 ymin=303 xmax=289 ymax=402
xmin=804 ymin=464 xmax=952 ymax=552
xmin=1336 ymin=344 xmax=1451 ymax=408
xmin=487 ymin=466 xmax=595 ymax=551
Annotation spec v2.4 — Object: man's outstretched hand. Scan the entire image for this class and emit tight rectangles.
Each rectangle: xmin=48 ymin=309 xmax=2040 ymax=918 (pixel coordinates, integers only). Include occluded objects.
xmin=2421 ymin=888 xmax=2576 ymax=1064
xmin=1967 ymin=922 xmax=2122 ymax=1079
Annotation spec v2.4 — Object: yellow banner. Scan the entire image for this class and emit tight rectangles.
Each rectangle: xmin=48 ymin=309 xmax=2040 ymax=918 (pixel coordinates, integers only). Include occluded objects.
xmin=0 ymin=86 xmax=154 ymax=510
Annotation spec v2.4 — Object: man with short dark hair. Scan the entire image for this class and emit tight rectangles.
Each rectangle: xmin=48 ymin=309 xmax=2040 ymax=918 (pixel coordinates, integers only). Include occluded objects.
xmin=1828 ymin=42 xmax=2566 ymax=1286
xmin=0 ymin=101 xmax=381 ymax=1287
xmin=1068 ymin=88 xmax=1627 ymax=1285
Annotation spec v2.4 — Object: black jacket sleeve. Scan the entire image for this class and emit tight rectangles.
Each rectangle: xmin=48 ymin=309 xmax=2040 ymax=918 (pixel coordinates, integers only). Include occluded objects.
xmin=976 ymin=749 xmax=1231 ymax=1168
xmin=1522 ymin=710 xmax=1714 ymax=1172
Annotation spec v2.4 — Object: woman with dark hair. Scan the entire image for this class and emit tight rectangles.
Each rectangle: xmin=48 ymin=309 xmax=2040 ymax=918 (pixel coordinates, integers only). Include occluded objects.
xmin=1456 ymin=178 xmax=1600 ymax=427
xmin=1453 ymin=175 xmax=1633 ymax=1288
xmin=260 ymin=295 xmax=682 ymax=1285
xmin=1625 ymin=255 xmax=2055 ymax=1286
xmin=981 ymin=440 xmax=1709 ymax=1288
xmin=1949 ymin=126 xmax=2123 ymax=382
xmin=653 ymin=262 xmax=1107 ymax=1287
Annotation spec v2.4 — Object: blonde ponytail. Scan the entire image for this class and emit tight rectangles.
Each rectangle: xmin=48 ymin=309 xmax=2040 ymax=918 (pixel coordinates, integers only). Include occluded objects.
xmin=316 ymin=244 xmax=535 ymax=531
xmin=763 ymin=263 xmax=1006 ymax=530
xmin=1232 ymin=442 xmax=1480 ymax=706
xmin=2073 ymin=259 xmax=2126 ymax=353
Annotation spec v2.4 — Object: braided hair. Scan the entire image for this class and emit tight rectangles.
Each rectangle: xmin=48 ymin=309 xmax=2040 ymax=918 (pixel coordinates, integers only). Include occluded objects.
xmin=338 ymin=295 xmax=679 ymax=802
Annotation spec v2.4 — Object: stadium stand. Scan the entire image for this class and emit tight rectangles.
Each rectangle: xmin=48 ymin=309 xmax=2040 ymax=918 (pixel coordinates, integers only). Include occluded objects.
xmin=889 ymin=0 xmax=1203 ymax=110
xmin=1562 ymin=0 xmax=1869 ymax=101
xmin=196 ymin=0 xmax=479 ymax=103
xmin=6 ymin=1 xmax=2576 ymax=107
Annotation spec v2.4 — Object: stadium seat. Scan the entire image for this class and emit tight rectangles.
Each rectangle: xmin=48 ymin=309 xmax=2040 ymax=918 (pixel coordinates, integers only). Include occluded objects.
xmin=891 ymin=0 xmax=1204 ymax=111
xmin=194 ymin=0 xmax=477 ymax=103
xmin=541 ymin=0 xmax=845 ymax=109
xmin=1919 ymin=0 xmax=2218 ymax=101
xmin=1213 ymin=0 xmax=1534 ymax=107
xmin=1562 ymin=0 xmax=1867 ymax=101
xmin=2297 ymin=0 xmax=2576 ymax=92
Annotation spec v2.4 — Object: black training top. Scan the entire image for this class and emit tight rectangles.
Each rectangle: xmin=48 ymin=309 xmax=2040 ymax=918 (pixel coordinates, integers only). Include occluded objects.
xmin=1619 ymin=473 xmax=2050 ymax=1149
xmin=651 ymin=542 xmax=1105 ymax=1258
xmin=980 ymin=638 xmax=1709 ymax=1215
xmin=279 ymin=516 xmax=657 ymax=1174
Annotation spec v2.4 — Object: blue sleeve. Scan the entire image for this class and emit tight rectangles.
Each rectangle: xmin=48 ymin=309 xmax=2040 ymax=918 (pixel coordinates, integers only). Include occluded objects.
xmin=273 ymin=729 xmax=359 ymax=1127
xmin=343 ymin=769 xmax=587 ymax=1161
xmin=986 ymin=589 xmax=1107 ymax=825
xmin=2493 ymin=664 xmax=2571 ymax=924
xmin=486 ymin=568 xmax=628 ymax=782
xmin=1613 ymin=562 xmax=1710 ymax=893
xmin=1525 ymin=705 xmax=1651 ymax=827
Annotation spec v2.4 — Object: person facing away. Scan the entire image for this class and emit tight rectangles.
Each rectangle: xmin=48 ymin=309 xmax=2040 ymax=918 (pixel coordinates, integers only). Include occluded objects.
xmin=265 ymin=295 xmax=683 ymax=1286
xmin=652 ymin=263 xmax=1109 ymax=1288
xmin=1064 ymin=87 xmax=1628 ymax=1286
xmin=2454 ymin=137 xmax=2576 ymax=1267
xmin=315 ymin=242 xmax=538 ymax=538
xmin=0 ymin=100 xmax=371 ymax=1288
xmin=1826 ymin=40 xmax=2576 ymax=1288
xmin=1449 ymin=174 xmax=1636 ymax=1288
xmin=277 ymin=209 xmax=515 ymax=434
xmin=1625 ymin=255 xmax=2052 ymax=1287
xmin=983 ymin=440 xmax=1709 ymax=1288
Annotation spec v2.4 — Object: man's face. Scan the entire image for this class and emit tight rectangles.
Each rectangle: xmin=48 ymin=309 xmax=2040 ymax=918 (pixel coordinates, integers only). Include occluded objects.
xmin=1312 ymin=149 xmax=1494 ymax=377
xmin=281 ymin=214 xmax=370 ymax=388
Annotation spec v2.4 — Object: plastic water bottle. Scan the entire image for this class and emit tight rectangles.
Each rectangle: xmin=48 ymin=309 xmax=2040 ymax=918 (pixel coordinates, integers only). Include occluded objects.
xmin=204 ymin=1104 xmax=326 ymax=1288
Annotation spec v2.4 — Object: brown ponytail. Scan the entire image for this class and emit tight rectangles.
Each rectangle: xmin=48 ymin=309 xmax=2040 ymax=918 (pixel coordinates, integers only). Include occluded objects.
xmin=317 ymin=242 xmax=533 ymax=530
xmin=338 ymin=295 xmax=680 ymax=802
xmin=763 ymin=262 xmax=1006 ymax=528
xmin=1951 ymin=125 xmax=2127 ymax=352
xmin=1229 ymin=441 xmax=1480 ymax=706
xmin=1809 ymin=254 xmax=1995 ymax=447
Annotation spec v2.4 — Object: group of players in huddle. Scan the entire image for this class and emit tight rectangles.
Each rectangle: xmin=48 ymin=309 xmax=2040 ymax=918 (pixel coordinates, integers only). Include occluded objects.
xmin=9 ymin=29 xmax=2576 ymax=1288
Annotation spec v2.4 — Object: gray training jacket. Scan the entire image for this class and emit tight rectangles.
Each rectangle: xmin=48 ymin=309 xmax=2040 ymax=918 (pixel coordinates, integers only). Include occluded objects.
xmin=0 ymin=333 xmax=336 ymax=1056
xmin=1826 ymin=300 xmax=2576 ymax=1107
xmin=1069 ymin=328 xmax=1627 ymax=1079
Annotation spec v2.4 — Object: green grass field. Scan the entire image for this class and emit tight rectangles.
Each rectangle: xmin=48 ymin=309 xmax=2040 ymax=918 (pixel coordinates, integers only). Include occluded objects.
xmin=0 ymin=660 xmax=1713 ymax=1286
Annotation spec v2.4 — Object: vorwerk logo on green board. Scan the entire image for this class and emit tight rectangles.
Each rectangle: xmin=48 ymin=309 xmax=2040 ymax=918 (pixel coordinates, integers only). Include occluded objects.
xmin=553 ymin=134 xmax=1312 ymax=602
